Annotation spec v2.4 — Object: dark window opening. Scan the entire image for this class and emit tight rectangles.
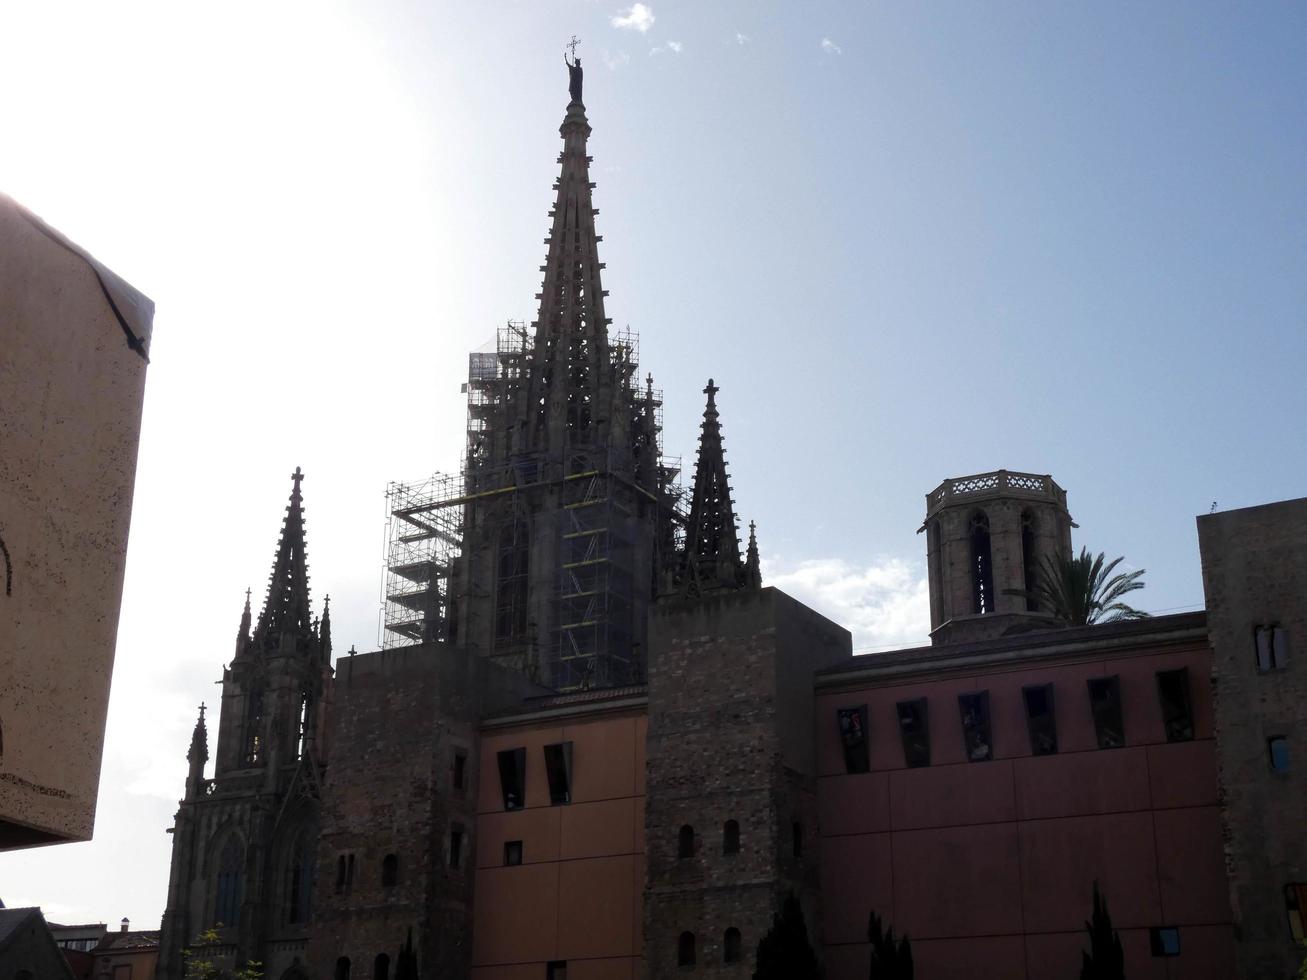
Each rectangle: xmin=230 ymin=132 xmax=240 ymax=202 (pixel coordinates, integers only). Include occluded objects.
xmin=678 ymin=932 xmax=696 ymax=967
xmin=1087 ymin=676 xmax=1125 ymax=748
xmin=792 ymin=821 xmax=803 ymax=859
xmin=244 ymin=689 xmax=264 ymax=765
xmin=373 ymin=954 xmax=389 ymax=980
xmin=334 ymin=958 xmax=351 ymax=980
xmin=497 ymin=747 xmax=526 ymax=810
xmin=1156 ymin=669 xmax=1194 ymax=742
xmin=1270 ymin=736 xmax=1290 ymax=772
xmin=495 ymin=520 xmax=530 ymax=642
xmin=214 ymin=836 xmax=244 ymax=927
xmin=335 ymin=855 xmax=346 ymax=894
xmin=970 ymin=511 xmax=995 ymax=615
xmin=1020 ymin=510 xmax=1039 ymax=611
xmin=1286 ymin=884 xmax=1307 ymax=942
xmin=1255 ymin=625 xmax=1291 ymax=672
xmin=546 ymin=962 xmax=568 ymax=980
xmin=287 ymin=832 xmax=313 ymax=923
xmin=346 ymin=853 xmax=355 ymax=891
xmin=1022 ymin=684 xmax=1058 ymax=755
xmin=837 ymin=705 xmax=870 ymax=774
xmin=544 ymin=741 xmax=573 ymax=805
xmin=504 ymin=840 xmax=523 ymax=866
xmin=381 ymin=853 xmax=399 ymax=887
xmin=958 ymin=691 xmax=993 ymax=761
xmin=722 ymin=820 xmax=740 ymax=856
xmin=723 ymin=928 xmax=742 ymax=964
xmin=1149 ymin=927 xmax=1180 ymax=957
xmin=896 ymin=699 xmax=930 ymax=767
xmin=296 ymin=691 xmax=310 ymax=760
xmin=452 ymin=749 xmax=467 ymax=792
xmin=928 ymin=520 xmax=943 ymax=624
xmin=449 ymin=826 xmax=464 ymax=870
xmin=678 ymin=825 xmax=695 ymax=859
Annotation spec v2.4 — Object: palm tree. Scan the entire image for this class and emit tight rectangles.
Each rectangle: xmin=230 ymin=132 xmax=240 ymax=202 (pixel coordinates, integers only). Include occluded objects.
xmin=1006 ymin=547 xmax=1148 ymax=625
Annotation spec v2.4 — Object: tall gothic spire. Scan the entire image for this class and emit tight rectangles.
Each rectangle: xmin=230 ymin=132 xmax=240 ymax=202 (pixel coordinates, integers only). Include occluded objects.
xmin=683 ymin=379 xmax=744 ymax=593
xmin=254 ymin=467 xmax=313 ymax=646
xmin=515 ymin=66 xmax=618 ymax=457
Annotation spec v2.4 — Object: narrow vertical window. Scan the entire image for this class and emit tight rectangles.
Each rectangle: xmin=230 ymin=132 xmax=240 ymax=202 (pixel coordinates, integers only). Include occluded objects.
xmin=678 ymin=825 xmax=695 ymax=859
xmin=1256 ymin=626 xmax=1274 ymax=672
xmin=1269 ymin=737 xmax=1290 ymax=772
xmin=286 ymin=831 xmax=313 ymax=923
xmin=1155 ymin=669 xmax=1194 ymax=742
xmin=449 ymin=826 xmax=464 ymax=870
xmin=677 ymin=932 xmax=696 ymax=967
xmin=296 ymin=692 xmax=310 ymax=760
xmin=497 ymin=747 xmax=526 ymax=810
xmin=335 ymin=855 xmax=346 ymax=894
xmin=334 ymin=958 xmax=351 ymax=980
xmin=958 ymin=691 xmax=993 ymax=761
xmin=722 ymin=820 xmax=740 ymax=856
xmin=452 ymin=749 xmax=467 ymax=792
xmin=1087 ymin=676 xmax=1125 ymax=748
xmin=346 ymin=853 xmax=356 ymax=892
xmin=970 ymin=511 xmax=995 ymax=615
xmin=373 ymin=954 xmax=389 ymax=980
xmin=504 ymin=840 xmax=523 ymax=866
xmin=896 ymin=699 xmax=930 ymax=767
xmin=214 ymin=836 xmax=244 ymax=927
xmin=381 ymin=853 xmax=399 ymax=887
xmin=544 ymin=741 xmax=573 ymax=805
xmin=244 ymin=689 xmax=264 ymax=765
xmin=1286 ymin=884 xmax=1307 ymax=942
xmin=723 ymin=928 xmax=742 ymax=964
xmin=1273 ymin=627 xmax=1291 ymax=668
xmin=1022 ymin=684 xmax=1058 ymax=755
xmin=1020 ymin=510 xmax=1039 ymax=611
xmin=792 ymin=821 xmax=804 ymax=858
xmin=837 ymin=705 xmax=870 ymax=774
xmin=928 ymin=520 xmax=944 ymax=624
xmin=495 ymin=520 xmax=530 ymax=642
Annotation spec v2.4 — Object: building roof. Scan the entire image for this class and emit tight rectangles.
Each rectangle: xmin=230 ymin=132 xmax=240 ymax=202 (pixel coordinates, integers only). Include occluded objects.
xmin=94 ymin=930 xmax=160 ymax=952
xmin=0 ymin=907 xmax=41 ymax=948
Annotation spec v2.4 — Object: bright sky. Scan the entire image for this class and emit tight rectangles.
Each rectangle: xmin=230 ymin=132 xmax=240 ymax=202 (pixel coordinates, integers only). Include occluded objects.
xmin=2 ymin=0 xmax=1305 ymax=929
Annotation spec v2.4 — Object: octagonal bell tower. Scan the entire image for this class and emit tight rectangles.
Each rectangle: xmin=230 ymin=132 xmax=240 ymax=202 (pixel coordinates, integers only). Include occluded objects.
xmin=922 ymin=470 xmax=1074 ymax=645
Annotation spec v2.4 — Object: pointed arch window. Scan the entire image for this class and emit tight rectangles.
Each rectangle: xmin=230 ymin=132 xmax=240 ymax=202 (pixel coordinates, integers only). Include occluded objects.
xmin=245 ymin=689 xmax=264 ymax=765
xmin=969 ymin=511 xmax=995 ymax=615
xmin=373 ymin=954 xmax=390 ymax=980
xmin=677 ymin=932 xmax=696 ymax=966
xmin=723 ymin=928 xmax=742 ymax=964
xmin=286 ymin=829 xmax=314 ymax=924
xmin=214 ymin=835 xmax=244 ymax=927
xmin=1020 ymin=510 xmax=1039 ymax=611
xmin=334 ymin=958 xmax=351 ymax=980
xmin=495 ymin=520 xmax=530 ymax=643
xmin=296 ymin=691 xmax=311 ymax=760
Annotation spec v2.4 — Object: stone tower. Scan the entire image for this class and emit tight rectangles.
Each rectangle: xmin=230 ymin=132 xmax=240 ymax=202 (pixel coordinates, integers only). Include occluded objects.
xmin=922 ymin=469 xmax=1073 ymax=644
xmin=158 ymin=470 xmax=332 ymax=980
xmin=446 ymin=70 xmax=678 ymax=691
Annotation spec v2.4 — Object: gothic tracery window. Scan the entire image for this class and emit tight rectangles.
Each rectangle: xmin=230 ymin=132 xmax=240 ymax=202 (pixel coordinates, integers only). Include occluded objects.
xmin=214 ymin=835 xmax=244 ymax=927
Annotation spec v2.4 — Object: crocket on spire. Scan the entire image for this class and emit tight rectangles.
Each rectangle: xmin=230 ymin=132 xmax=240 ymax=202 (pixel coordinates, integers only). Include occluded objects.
xmin=683 ymin=379 xmax=744 ymax=594
xmin=253 ymin=467 xmax=313 ymax=648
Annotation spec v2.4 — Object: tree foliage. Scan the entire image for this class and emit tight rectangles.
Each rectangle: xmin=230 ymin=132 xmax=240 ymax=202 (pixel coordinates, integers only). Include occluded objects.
xmin=183 ymin=929 xmax=263 ymax=980
xmin=1006 ymin=547 xmax=1148 ymax=626
xmin=1080 ymin=882 xmax=1125 ymax=980
xmin=868 ymin=911 xmax=913 ymax=979
xmin=753 ymin=891 xmax=821 ymax=980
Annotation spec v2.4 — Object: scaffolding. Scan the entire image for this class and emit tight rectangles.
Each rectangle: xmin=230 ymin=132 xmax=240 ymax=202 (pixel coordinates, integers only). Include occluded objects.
xmin=380 ymin=472 xmax=464 ymax=648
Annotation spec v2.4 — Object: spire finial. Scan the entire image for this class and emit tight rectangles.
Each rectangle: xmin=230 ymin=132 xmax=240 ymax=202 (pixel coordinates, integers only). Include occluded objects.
xmin=292 ymin=466 xmax=304 ymax=494
xmin=565 ymin=37 xmax=584 ymax=103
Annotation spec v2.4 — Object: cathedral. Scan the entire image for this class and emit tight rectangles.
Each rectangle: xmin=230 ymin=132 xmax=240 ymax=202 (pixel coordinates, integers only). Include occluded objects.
xmin=157 ymin=64 xmax=1306 ymax=980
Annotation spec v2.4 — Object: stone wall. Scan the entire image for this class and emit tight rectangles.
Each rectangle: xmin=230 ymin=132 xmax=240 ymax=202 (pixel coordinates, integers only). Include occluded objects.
xmin=1199 ymin=497 xmax=1307 ymax=979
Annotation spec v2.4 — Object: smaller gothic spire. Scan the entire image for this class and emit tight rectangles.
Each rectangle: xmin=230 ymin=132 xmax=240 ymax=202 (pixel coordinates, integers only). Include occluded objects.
xmin=683 ymin=379 xmax=744 ymax=595
xmin=319 ymin=594 xmax=333 ymax=663
xmin=187 ymin=703 xmax=208 ymax=765
xmin=745 ymin=520 xmax=762 ymax=590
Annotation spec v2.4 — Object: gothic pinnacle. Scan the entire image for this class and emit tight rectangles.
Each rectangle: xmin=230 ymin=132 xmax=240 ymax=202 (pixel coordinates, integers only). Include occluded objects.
xmin=745 ymin=520 xmax=762 ymax=589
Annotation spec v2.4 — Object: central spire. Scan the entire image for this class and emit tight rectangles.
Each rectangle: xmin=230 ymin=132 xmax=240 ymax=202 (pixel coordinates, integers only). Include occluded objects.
xmin=254 ymin=466 xmax=313 ymax=646
xmin=516 ymin=61 xmax=616 ymax=458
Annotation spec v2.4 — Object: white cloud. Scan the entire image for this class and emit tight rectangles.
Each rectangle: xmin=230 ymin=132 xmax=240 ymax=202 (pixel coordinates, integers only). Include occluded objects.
xmin=735 ymin=32 xmax=750 ymax=45
xmin=821 ymin=37 xmax=842 ymax=55
xmin=601 ymin=48 xmax=631 ymax=70
xmin=762 ymin=555 xmax=930 ymax=653
xmin=650 ymin=40 xmax=683 ymax=56
xmin=611 ymin=3 xmax=655 ymax=32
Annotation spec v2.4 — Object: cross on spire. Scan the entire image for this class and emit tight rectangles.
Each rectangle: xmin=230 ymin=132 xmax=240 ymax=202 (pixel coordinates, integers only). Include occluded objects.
xmin=567 ymin=34 xmax=581 ymax=59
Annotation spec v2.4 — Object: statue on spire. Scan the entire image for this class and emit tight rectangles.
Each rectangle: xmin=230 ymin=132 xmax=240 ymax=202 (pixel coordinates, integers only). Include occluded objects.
xmin=565 ymin=35 xmax=583 ymax=103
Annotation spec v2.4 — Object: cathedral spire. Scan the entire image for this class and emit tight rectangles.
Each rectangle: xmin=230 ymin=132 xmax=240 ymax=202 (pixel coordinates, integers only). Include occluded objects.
xmin=319 ymin=594 xmax=333 ymax=663
xmin=515 ymin=58 xmax=617 ymax=457
xmin=745 ymin=520 xmax=762 ymax=589
xmin=186 ymin=703 xmax=208 ymax=796
xmin=683 ymin=379 xmax=744 ymax=594
xmin=253 ymin=467 xmax=313 ymax=647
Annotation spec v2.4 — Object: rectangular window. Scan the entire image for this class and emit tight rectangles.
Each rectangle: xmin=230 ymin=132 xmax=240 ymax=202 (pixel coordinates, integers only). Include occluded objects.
xmin=1156 ymin=669 xmax=1195 ymax=742
xmin=543 ymin=742 xmax=573 ymax=805
xmin=1269 ymin=736 xmax=1290 ymax=772
xmin=1273 ymin=627 xmax=1291 ymax=669
xmin=546 ymin=962 xmax=568 ymax=980
xmin=1022 ymin=684 xmax=1058 ymax=755
xmin=1148 ymin=926 xmax=1180 ymax=956
xmin=791 ymin=821 xmax=803 ymax=859
xmin=449 ymin=826 xmax=464 ymax=870
xmin=896 ymin=699 xmax=930 ymax=768
xmin=1286 ymin=883 xmax=1307 ymax=942
xmin=497 ymin=747 xmax=526 ymax=810
xmin=1256 ymin=626 xmax=1274 ymax=672
xmin=452 ymin=749 xmax=467 ymax=792
xmin=837 ymin=705 xmax=870 ymax=774
xmin=1087 ymin=676 xmax=1125 ymax=748
xmin=958 ymin=691 xmax=993 ymax=761
xmin=504 ymin=840 xmax=523 ymax=866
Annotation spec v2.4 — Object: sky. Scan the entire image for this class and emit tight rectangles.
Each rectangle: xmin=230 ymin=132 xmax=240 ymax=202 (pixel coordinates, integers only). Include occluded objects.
xmin=2 ymin=0 xmax=1305 ymax=930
